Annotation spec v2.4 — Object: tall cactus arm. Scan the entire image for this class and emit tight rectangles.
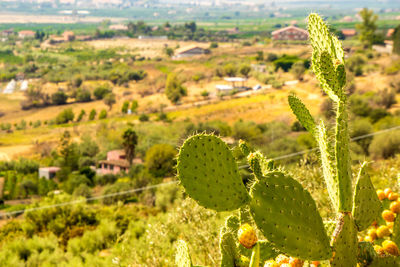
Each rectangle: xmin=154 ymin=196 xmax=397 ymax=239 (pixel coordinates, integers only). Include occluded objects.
xmin=335 ymin=99 xmax=353 ymax=212
xmin=249 ymin=242 xmax=260 ymax=267
xmin=316 ymin=120 xmax=339 ymax=210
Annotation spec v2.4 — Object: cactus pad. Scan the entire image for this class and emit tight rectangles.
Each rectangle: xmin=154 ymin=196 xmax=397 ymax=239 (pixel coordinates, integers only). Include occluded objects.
xmin=330 ymin=213 xmax=358 ymax=267
xmin=259 ymin=241 xmax=280 ymax=263
xmin=175 ymin=240 xmax=193 ymax=267
xmin=249 ymin=171 xmax=331 ymax=260
xmin=288 ymin=94 xmax=316 ymax=136
xmin=352 ymin=163 xmax=382 ymax=231
xmin=220 ymin=230 xmax=238 ymax=267
xmin=368 ymin=256 xmax=400 ymax=267
xmin=177 ymin=134 xmax=249 ymax=211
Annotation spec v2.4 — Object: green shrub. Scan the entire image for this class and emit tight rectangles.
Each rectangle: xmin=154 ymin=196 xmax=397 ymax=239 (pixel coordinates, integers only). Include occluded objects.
xmin=165 ymin=73 xmax=187 ymax=104
xmin=94 ymin=84 xmax=112 ymax=100
xmin=55 ymin=108 xmax=74 ymax=124
xmin=121 ymin=100 xmax=130 ymax=114
xmin=75 ymin=88 xmax=91 ymax=102
xmin=73 ymin=184 xmax=92 ymax=199
xmin=155 ymin=183 xmax=182 ymax=212
xmin=101 ymin=182 xmax=132 ymax=205
xmin=95 ymin=174 xmax=117 ymax=186
xmin=51 ymin=91 xmax=68 ymax=105
xmin=139 ymin=114 xmax=149 ymax=122
xmin=273 ymin=54 xmax=300 ymax=72
xmin=89 ymin=109 xmax=97 ymax=120
xmin=369 ymin=130 xmax=400 ymax=159
xmin=145 ymin=144 xmax=177 ymax=177
xmin=350 ymin=119 xmax=373 ymax=155
xmin=98 ymin=109 xmax=107 ymax=119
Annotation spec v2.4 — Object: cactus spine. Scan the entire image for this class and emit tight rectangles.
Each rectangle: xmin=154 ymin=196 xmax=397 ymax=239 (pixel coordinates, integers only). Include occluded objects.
xmin=175 ymin=13 xmax=397 ymax=267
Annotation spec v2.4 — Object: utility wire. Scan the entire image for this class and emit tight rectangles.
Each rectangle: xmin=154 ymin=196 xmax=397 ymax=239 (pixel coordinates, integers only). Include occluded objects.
xmin=1 ymin=125 xmax=399 ymax=219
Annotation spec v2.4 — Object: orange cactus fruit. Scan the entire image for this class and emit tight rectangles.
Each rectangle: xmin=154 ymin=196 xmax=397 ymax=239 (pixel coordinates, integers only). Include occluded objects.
xmin=377 ymin=190 xmax=386 ymax=200
xmin=384 ymin=188 xmax=393 ymax=198
xmin=391 ymin=201 xmax=400 ymax=214
xmin=264 ymin=260 xmax=279 ymax=267
xmin=382 ymin=210 xmax=396 ymax=222
xmin=364 ymin=235 xmax=373 ymax=242
xmin=382 ymin=240 xmax=400 ymax=256
xmin=358 ymin=236 xmax=364 ymax=242
xmin=280 ymin=264 xmax=291 ymax=267
xmin=388 ymin=192 xmax=399 ymax=201
xmin=367 ymin=228 xmax=378 ymax=241
xmin=387 ymin=221 xmax=394 ymax=229
xmin=276 ymin=255 xmax=290 ymax=264
xmin=289 ymin=257 xmax=304 ymax=267
xmin=376 ymin=225 xmax=391 ymax=238
xmin=238 ymin=224 xmax=257 ymax=249
xmin=311 ymin=261 xmax=320 ymax=267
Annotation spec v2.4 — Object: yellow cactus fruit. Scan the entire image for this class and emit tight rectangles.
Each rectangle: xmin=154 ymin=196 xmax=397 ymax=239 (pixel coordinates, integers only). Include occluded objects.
xmin=364 ymin=235 xmax=373 ymax=242
xmin=384 ymin=188 xmax=393 ymax=198
xmin=377 ymin=190 xmax=386 ymax=200
xmin=358 ymin=236 xmax=364 ymax=242
xmin=388 ymin=192 xmax=399 ymax=201
xmin=368 ymin=228 xmax=378 ymax=241
xmin=289 ymin=257 xmax=304 ymax=267
xmin=390 ymin=201 xmax=400 ymax=214
xmin=281 ymin=264 xmax=291 ymax=267
xmin=238 ymin=224 xmax=257 ymax=249
xmin=264 ymin=260 xmax=279 ymax=267
xmin=376 ymin=225 xmax=391 ymax=238
xmin=387 ymin=221 xmax=394 ymax=229
xmin=382 ymin=240 xmax=400 ymax=256
xmin=374 ymin=245 xmax=386 ymax=255
xmin=382 ymin=210 xmax=396 ymax=222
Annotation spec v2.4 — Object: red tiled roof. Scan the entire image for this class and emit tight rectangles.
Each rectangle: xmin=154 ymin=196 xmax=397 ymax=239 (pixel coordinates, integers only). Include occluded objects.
xmin=271 ymin=26 xmax=308 ymax=36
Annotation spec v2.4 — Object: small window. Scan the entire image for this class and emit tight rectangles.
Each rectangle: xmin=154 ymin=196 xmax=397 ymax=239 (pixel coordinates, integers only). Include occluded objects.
xmin=110 ymin=165 xmax=114 ymax=170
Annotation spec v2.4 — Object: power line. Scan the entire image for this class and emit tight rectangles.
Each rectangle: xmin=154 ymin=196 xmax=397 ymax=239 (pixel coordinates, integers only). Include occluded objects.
xmin=1 ymin=125 xmax=399 ymax=219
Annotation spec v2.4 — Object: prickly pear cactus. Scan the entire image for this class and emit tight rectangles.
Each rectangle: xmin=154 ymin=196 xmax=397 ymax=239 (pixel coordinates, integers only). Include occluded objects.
xmin=249 ymin=171 xmax=331 ymax=260
xmin=175 ymin=12 xmax=400 ymax=267
xmin=177 ymin=134 xmax=249 ymax=211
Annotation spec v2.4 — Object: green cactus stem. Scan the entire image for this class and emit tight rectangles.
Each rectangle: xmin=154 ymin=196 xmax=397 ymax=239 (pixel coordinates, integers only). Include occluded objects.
xmin=176 ymin=240 xmax=193 ymax=267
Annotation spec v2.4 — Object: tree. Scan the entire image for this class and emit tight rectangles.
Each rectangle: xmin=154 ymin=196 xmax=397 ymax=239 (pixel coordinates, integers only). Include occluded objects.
xmin=55 ymin=108 xmax=74 ymax=124
xmin=164 ymin=47 xmax=174 ymax=57
xmin=98 ymin=109 xmax=107 ymax=119
xmin=51 ymin=91 xmax=68 ymax=105
xmin=239 ymin=64 xmax=251 ymax=78
xmin=256 ymin=51 xmax=264 ymax=61
xmin=121 ymin=100 xmax=129 ymax=114
xmin=77 ymin=109 xmax=85 ymax=122
xmin=356 ymin=8 xmax=378 ymax=48
xmin=103 ymin=93 xmax=116 ymax=110
xmin=76 ymin=89 xmax=91 ymax=102
xmin=131 ymin=100 xmax=138 ymax=112
xmin=89 ymin=109 xmax=96 ymax=120
xmin=145 ymin=144 xmax=176 ymax=177
xmin=94 ymin=85 xmax=111 ymax=100
xmin=165 ymin=73 xmax=187 ymax=104
xmin=393 ymin=25 xmax=400 ymax=55
xmin=224 ymin=63 xmax=237 ymax=77
xmin=122 ymin=128 xmax=138 ymax=165
xmin=291 ymin=61 xmax=306 ymax=81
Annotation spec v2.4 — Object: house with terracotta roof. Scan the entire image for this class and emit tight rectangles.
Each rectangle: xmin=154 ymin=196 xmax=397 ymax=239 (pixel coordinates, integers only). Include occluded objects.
xmin=174 ymin=45 xmax=209 ymax=59
xmin=18 ymin=30 xmax=35 ymax=39
xmin=387 ymin=29 xmax=395 ymax=38
xmin=271 ymin=26 xmax=309 ymax=41
xmin=341 ymin=29 xmax=357 ymax=38
xmin=98 ymin=150 xmax=142 ymax=175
